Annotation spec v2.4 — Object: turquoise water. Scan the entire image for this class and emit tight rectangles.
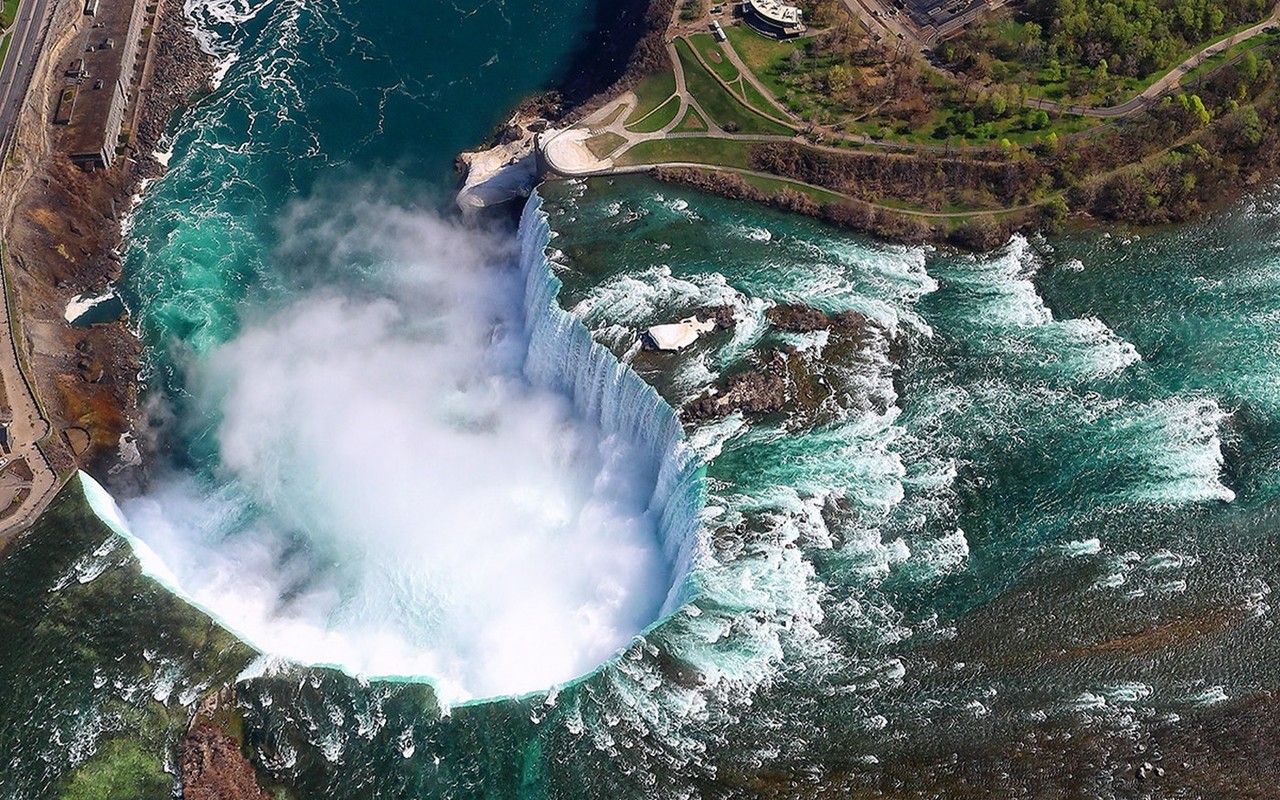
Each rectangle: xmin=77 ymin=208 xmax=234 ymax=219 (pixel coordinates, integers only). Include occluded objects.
xmin=4 ymin=0 xmax=1280 ymax=792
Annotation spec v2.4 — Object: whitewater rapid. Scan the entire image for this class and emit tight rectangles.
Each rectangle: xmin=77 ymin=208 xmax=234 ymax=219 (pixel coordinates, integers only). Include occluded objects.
xmin=94 ymin=192 xmax=707 ymax=704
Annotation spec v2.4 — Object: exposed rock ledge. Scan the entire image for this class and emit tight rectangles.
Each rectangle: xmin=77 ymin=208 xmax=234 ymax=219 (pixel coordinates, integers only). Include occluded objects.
xmin=455 ymin=112 xmax=549 ymax=215
xmin=682 ymin=303 xmax=895 ymax=425
xmin=179 ymin=725 xmax=269 ymax=800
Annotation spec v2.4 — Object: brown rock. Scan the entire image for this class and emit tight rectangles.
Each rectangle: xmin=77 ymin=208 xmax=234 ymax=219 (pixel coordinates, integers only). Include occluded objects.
xmin=682 ymin=351 xmax=788 ymax=423
xmin=694 ymin=305 xmax=737 ymax=331
xmin=766 ymin=303 xmax=831 ymax=333
xmin=829 ymin=309 xmax=872 ymax=333
xmin=179 ymin=725 xmax=269 ymax=800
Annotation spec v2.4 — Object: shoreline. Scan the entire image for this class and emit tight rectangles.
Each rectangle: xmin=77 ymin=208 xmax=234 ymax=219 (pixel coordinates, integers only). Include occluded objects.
xmin=468 ymin=0 xmax=1280 ymax=250
xmin=0 ymin=0 xmax=216 ymax=518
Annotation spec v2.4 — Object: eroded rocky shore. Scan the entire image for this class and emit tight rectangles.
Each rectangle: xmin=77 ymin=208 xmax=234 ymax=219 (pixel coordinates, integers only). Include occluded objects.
xmin=0 ymin=0 xmax=214 ymax=485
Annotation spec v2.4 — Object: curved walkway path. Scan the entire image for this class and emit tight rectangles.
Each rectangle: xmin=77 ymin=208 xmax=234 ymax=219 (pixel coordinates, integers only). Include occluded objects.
xmin=543 ymin=3 xmax=1280 ymax=219
xmin=1026 ymin=3 xmax=1280 ymax=119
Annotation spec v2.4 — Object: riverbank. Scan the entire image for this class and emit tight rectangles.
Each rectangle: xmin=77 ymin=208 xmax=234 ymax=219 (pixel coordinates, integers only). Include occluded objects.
xmin=0 ymin=0 xmax=214 ymax=508
xmin=483 ymin=0 xmax=1280 ymax=249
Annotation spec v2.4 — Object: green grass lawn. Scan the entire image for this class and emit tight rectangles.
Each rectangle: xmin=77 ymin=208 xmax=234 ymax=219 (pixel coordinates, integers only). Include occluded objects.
xmin=628 ymin=95 xmax=682 ymax=133
xmin=723 ymin=23 xmax=800 ymax=101
xmin=674 ymin=106 xmax=707 ymax=132
xmin=585 ymin=132 xmax=628 ymax=159
xmin=0 ymin=33 xmax=12 ymax=68
xmin=738 ymin=76 xmax=779 ymax=118
xmin=691 ymin=31 xmax=791 ymax=121
xmin=0 ymin=0 xmax=18 ymax=29
xmin=690 ymin=33 xmax=740 ymax=83
xmin=675 ymin=38 xmax=793 ymax=135
xmin=737 ymin=172 xmax=849 ymax=204
xmin=625 ymin=70 xmax=677 ymax=125
xmin=615 ymin=136 xmax=756 ymax=169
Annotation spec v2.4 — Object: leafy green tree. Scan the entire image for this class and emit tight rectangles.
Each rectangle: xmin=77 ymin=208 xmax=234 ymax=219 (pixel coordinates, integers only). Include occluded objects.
xmin=990 ymin=91 xmax=1008 ymax=118
xmin=1188 ymin=93 xmax=1211 ymax=126
xmin=1236 ymin=105 xmax=1265 ymax=147
xmin=1238 ymin=50 xmax=1260 ymax=84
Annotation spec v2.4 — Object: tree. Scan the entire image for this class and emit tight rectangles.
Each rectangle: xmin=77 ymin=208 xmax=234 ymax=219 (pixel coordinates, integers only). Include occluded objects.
xmin=1187 ymin=93 xmax=1211 ymax=126
xmin=989 ymin=91 xmax=1008 ymax=118
xmin=1235 ymin=105 xmax=1265 ymax=148
xmin=828 ymin=65 xmax=853 ymax=94
xmin=1238 ymin=50 xmax=1260 ymax=84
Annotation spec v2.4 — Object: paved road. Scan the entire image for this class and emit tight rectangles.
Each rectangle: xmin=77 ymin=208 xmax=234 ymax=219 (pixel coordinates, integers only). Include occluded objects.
xmin=0 ymin=0 xmax=58 ymax=158
xmin=1025 ymin=5 xmax=1280 ymax=119
xmin=0 ymin=0 xmax=62 ymax=548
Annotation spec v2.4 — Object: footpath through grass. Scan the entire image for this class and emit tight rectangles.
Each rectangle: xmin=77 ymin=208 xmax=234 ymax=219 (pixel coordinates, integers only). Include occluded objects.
xmin=723 ymin=23 xmax=802 ymax=103
xmin=0 ymin=0 xmax=19 ymax=29
xmin=690 ymin=33 xmax=740 ymax=83
xmin=626 ymin=70 xmax=678 ymax=125
xmin=988 ymin=15 xmax=1276 ymax=106
xmin=1183 ymin=29 xmax=1280 ymax=86
xmin=675 ymin=38 xmax=793 ymax=135
xmin=629 ymin=95 xmax=682 ymax=133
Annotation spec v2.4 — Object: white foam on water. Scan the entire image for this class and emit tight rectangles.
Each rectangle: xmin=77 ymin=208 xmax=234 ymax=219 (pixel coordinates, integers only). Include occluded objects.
xmin=944 ymin=235 xmax=1142 ymax=380
xmin=1061 ymin=537 xmax=1102 ymax=557
xmin=1121 ymin=397 xmax=1236 ymax=504
xmin=571 ymin=266 xmax=743 ymax=329
xmin=104 ymin=195 xmax=703 ymax=704
xmin=1184 ymin=684 xmax=1229 ymax=705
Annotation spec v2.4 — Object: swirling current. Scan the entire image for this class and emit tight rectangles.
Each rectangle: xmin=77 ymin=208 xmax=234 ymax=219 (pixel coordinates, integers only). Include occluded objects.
xmin=2 ymin=0 xmax=1280 ymax=795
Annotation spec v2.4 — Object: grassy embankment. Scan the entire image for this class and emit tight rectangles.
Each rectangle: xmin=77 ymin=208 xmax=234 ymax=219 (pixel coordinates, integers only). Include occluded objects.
xmin=1 ymin=0 xmax=20 ymax=71
xmin=621 ymin=69 xmax=683 ymax=134
xmin=616 ymin=136 xmax=755 ymax=168
xmin=672 ymin=37 xmax=792 ymax=135
xmin=688 ymin=32 xmax=783 ymax=119
xmin=585 ymin=131 xmax=627 ymax=158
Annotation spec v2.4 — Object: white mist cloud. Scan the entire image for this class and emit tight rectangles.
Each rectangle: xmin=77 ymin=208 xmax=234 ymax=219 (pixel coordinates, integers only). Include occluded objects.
xmin=121 ymin=192 xmax=672 ymax=702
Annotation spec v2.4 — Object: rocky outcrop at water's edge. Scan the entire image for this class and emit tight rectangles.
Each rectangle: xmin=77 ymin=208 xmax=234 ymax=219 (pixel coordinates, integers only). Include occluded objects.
xmin=179 ymin=725 xmax=270 ymax=800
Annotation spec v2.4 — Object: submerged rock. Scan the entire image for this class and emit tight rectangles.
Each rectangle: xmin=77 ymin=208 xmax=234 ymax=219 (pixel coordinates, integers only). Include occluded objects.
xmin=682 ymin=305 xmax=896 ymax=427
xmin=695 ymin=305 xmax=738 ymax=331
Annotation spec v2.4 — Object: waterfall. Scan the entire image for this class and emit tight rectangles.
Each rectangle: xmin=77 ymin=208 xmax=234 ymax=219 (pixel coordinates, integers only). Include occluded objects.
xmin=71 ymin=190 xmax=706 ymax=702
xmin=517 ymin=192 xmax=705 ymax=618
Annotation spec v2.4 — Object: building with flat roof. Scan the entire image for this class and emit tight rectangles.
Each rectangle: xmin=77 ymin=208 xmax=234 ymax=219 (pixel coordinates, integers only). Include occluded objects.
xmin=61 ymin=0 xmax=148 ymax=169
xmin=742 ymin=0 xmax=805 ymax=38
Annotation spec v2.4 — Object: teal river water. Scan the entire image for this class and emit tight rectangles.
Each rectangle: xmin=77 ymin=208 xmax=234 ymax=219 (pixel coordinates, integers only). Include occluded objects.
xmin=2 ymin=0 xmax=1280 ymax=794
